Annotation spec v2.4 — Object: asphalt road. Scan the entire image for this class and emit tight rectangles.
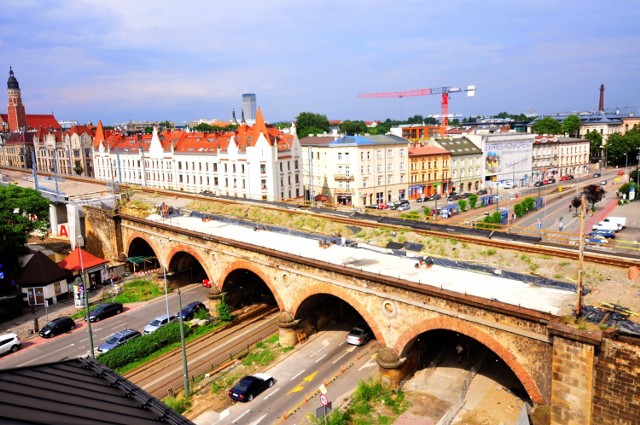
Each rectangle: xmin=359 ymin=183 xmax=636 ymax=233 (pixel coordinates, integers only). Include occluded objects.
xmin=0 ymin=284 xmax=209 ymax=370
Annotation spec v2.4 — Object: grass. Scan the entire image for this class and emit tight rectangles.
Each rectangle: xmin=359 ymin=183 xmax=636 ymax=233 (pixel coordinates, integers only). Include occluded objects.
xmin=69 ymin=279 xmax=162 ymax=319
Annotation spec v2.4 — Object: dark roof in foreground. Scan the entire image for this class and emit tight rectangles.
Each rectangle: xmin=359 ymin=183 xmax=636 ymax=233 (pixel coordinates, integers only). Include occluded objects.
xmin=0 ymin=357 xmax=194 ymax=425
xmin=17 ymin=251 xmax=72 ymax=287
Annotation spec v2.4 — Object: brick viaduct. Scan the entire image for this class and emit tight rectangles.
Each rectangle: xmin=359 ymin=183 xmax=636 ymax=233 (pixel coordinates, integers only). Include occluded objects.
xmin=84 ymin=206 xmax=640 ymax=424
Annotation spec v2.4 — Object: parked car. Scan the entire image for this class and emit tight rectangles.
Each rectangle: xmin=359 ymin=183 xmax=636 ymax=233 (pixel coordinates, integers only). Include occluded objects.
xmin=559 ymin=175 xmax=570 ymax=181
xmin=39 ymin=316 xmax=75 ymax=338
xmin=177 ymin=301 xmax=207 ymax=321
xmin=592 ymin=217 xmax=626 ymax=232
xmin=396 ymin=203 xmax=410 ymax=212
xmin=97 ymin=329 xmax=142 ymax=354
xmin=460 ymin=192 xmax=472 ymax=199
xmin=500 ymin=181 xmax=514 ymax=189
xmin=399 ymin=199 xmax=410 ymax=206
xmin=585 ymin=235 xmax=609 ymax=246
xmin=228 ymin=373 xmax=275 ymax=402
xmin=86 ymin=302 xmax=123 ymax=322
xmin=475 ymin=189 xmax=488 ymax=196
xmin=143 ymin=314 xmax=177 ymax=335
xmin=447 ymin=193 xmax=460 ymax=201
xmin=415 ymin=197 xmax=425 ymax=203
xmin=593 ymin=172 xmax=601 ymax=178
xmin=202 ymin=279 xmax=212 ymax=288
xmin=548 ymin=178 xmax=556 ymax=184
xmin=533 ymin=181 xmax=543 ymax=187
xmin=429 ymin=194 xmax=442 ymax=201
xmin=588 ymin=230 xmax=616 ymax=239
xmin=0 ymin=333 xmax=21 ymax=356
xmin=346 ymin=326 xmax=371 ymax=346
xmin=600 ymin=180 xmax=607 ymax=186
xmin=617 ymin=170 xmax=625 ymax=176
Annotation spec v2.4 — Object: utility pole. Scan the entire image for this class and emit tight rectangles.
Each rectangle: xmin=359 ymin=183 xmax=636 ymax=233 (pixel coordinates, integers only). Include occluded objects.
xmin=576 ymin=194 xmax=586 ymax=317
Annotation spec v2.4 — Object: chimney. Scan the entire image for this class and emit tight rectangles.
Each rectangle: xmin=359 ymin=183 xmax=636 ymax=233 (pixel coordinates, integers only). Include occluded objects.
xmin=599 ymin=84 xmax=605 ymax=112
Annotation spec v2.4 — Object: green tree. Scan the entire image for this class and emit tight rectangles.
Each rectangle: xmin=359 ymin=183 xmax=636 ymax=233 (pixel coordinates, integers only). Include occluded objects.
xmin=531 ymin=117 xmax=562 ymax=135
xmin=583 ymin=184 xmax=606 ymax=211
xmin=584 ymin=130 xmax=603 ymax=160
xmin=458 ymin=199 xmax=467 ymax=212
xmin=339 ymin=120 xmax=368 ymax=136
xmin=514 ymin=203 xmax=525 ymax=218
xmin=217 ymin=295 xmax=232 ymax=322
xmin=295 ymin=112 xmax=330 ymax=139
xmin=0 ymin=185 xmax=50 ymax=285
xmin=193 ymin=122 xmax=214 ymax=132
xmin=468 ymin=194 xmax=478 ymax=209
xmin=561 ymin=115 xmax=580 ymax=137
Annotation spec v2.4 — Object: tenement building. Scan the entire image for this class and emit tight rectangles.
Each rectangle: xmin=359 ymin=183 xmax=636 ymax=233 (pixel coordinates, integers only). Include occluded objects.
xmin=92 ymin=108 xmax=303 ymax=202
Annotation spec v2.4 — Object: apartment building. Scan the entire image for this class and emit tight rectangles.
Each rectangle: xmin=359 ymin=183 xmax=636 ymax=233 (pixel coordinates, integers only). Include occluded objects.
xmin=434 ymin=138 xmax=483 ymax=193
xmin=93 ymin=108 xmax=303 ymax=202
xmin=300 ymin=134 xmax=409 ymax=208
xmin=407 ymin=144 xmax=451 ymax=199
xmin=532 ymin=135 xmax=591 ymax=181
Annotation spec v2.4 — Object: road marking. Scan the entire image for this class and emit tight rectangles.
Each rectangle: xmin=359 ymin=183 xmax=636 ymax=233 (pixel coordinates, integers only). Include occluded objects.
xmin=358 ymin=357 xmax=377 ymax=371
xmin=314 ymin=353 xmax=327 ymax=363
xmin=232 ymin=409 xmax=251 ymax=423
xmin=332 ymin=347 xmax=354 ymax=365
xmin=290 ymin=369 xmax=305 ymax=380
xmin=288 ymin=385 xmax=304 ymax=394
xmin=263 ymin=388 xmax=279 ymax=400
xmin=248 ymin=414 xmax=266 ymax=425
xmin=302 ymin=371 xmax=317 ymax=382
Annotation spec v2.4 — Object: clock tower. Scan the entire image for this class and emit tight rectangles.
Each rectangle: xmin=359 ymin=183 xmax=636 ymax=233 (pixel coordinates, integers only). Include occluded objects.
xmin=7 ymin=67 xmax=27 ymax=132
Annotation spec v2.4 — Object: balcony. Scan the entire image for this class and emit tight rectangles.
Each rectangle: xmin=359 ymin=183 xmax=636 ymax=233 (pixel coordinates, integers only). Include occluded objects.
xmin=334 ymin=174 xmax=354 ymax=181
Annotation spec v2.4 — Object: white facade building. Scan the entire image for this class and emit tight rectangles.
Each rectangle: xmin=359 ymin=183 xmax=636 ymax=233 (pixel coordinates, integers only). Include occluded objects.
xmin=92 ymin=108 xmax=303 ymax=202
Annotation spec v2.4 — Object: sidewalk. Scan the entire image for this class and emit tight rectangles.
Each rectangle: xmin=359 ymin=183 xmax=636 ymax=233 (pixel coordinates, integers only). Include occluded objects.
xmin=0 ymin=286 xmax=109 ymax=341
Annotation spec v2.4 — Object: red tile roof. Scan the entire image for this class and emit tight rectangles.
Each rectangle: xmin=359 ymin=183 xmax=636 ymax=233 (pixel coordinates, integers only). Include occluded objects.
xmin=1 ymin=113 xmax=61 ymax=130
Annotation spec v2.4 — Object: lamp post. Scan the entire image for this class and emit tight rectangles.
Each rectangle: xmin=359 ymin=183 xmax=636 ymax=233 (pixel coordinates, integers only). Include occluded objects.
xmin=77 ymin=236 xmax=95 ymax=358
xmin=151 ymin=236 xmax=170 ymax=321
xmin=636 ymin=147 xmax=640 ymax=188
xmin=177 ymin=287 xmax=190 ymax=397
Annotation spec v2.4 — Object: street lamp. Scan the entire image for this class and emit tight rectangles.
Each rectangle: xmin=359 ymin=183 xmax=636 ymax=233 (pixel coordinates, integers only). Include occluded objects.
xmin=152 ymin=235 xmax=190 ymax=396
xmin=151 ymin=236 xmax=170 ymax=322
xmin=77 ymin=236 xmax=95 ymax=358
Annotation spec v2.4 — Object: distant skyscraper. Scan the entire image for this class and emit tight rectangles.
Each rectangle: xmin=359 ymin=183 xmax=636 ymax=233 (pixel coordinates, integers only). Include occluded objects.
xmin=242 ymin=93 xmax=257 ymax=123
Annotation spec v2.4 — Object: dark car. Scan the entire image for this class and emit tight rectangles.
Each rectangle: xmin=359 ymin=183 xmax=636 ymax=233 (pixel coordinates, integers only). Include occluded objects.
xmin=428 ymin=194 xmax=441 ymax=201
xmin=548 ymin=178 xmax=556 ymax=184
xmin=177 ymin=301 xmax=207 ymax=321
xmin=40 ymin=316 xmax=75 ymax=338
xmin=86 ymin=302 xmax=123 ymax=322
xmin=97 ymin=329 xmax=142 ymax=354
xmin=228 ymin=374 xmax=275 ymax=402
xmin=533 ymin=181 xmax=543 ymax=187
xmin=476 ymin=189 xmax=488 ymax=196
xmin=460 ymin=192 xmax=472 ymax=199
xmin=415 ymin=197 xmax=424 ymax=203
xmin=593 ymin=172 xmax=601 ymax=178
xmin=447 ymin=193 xmax=460 ymax=201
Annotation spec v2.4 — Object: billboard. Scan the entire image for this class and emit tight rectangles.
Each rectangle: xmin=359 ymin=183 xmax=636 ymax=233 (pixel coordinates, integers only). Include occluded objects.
xmin=484 ymin=140 xmax=532 ymax=181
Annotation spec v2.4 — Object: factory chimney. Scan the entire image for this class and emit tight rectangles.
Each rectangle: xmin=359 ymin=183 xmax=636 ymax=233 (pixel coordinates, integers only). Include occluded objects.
xmin=598 ymin=84 xmax=605 ymax=113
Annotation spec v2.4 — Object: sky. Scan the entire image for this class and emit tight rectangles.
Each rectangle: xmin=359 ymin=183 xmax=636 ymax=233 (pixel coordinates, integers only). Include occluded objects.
xmin=2 ymin=0 xmax=639 ymax=126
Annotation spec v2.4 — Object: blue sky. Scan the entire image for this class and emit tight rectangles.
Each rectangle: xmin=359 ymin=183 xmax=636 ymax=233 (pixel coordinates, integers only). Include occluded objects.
xmin=2 ymin=0 xmax=639 ymax=126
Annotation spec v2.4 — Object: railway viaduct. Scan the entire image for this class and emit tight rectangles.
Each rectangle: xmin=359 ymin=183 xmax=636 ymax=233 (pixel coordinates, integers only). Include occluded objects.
xmin=84 ymin=206 xmax=640 ymax=424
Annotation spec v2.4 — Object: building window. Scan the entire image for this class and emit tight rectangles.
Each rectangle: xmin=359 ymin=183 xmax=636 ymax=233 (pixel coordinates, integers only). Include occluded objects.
xmin=260 ymin=164 xmax=266 ymax=174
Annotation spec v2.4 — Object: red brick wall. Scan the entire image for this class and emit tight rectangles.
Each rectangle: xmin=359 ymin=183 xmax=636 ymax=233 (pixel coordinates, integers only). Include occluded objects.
xmin=592 ymin=336 xmax=640 ymax=424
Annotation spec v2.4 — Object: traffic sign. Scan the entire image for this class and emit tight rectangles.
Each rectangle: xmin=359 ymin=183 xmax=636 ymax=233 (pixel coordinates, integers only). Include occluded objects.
xmin=320 ymin=394 xmax=328 ymax=406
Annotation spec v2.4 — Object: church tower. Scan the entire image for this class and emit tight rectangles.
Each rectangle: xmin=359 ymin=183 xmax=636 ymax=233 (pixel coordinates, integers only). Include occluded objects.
xmin=7 ymin=67 xmax=27 ymax=132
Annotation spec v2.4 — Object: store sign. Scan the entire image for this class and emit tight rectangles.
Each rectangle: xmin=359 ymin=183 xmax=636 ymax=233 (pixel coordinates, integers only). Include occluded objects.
xmin=58 ymin=223 xmax=69 ymax=238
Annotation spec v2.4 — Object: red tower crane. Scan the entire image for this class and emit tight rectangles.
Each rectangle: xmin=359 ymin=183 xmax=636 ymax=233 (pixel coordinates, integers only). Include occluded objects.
xmin=358 ymin=85 xmax=476 ymax=136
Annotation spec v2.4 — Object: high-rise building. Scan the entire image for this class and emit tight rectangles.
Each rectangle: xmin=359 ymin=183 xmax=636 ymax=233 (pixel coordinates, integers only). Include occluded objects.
xmin=242 ymin=93 xmax=257 ymax=123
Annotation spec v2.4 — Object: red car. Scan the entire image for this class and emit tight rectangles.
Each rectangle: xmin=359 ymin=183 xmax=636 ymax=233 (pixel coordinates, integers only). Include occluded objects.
xmin=617 ymin=170 xmax=625 ymax=176
xmin=560 ymin=175 xmax=570 ymax=181
xmin=202 ymin=279 xmax=212 ymax=288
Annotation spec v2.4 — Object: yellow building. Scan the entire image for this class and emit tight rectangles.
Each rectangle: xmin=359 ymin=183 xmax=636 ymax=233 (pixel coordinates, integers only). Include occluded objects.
xmin=408 ymin=144 xmax=451 ymax=199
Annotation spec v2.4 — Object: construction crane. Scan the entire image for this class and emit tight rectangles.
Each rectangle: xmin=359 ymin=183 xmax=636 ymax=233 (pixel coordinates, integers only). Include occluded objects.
xmin=358 ymin=85 xmax=476 ymax=136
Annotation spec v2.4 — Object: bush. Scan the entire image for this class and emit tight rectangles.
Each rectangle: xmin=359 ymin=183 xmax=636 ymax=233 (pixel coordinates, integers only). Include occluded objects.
xmin=98 ymin=321 xmax=187 ymax=369
xmin=458 ymin=199 xmax=467 ymax=212
xmin=468 ymin=194 xmax=478 ymax=209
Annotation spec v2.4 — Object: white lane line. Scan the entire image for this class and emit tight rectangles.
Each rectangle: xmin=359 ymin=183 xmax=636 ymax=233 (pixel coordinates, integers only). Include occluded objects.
xmin=358 ymin=357 xmax=377 ymax=371
xmin=232 ymin=409 xmax=252 ymax=423
xmin=290 ymin=369 xmax=305 ymax=380
xmin=314 ymin=353 xmax=328 ymax=363
xmin=248 ymin=414 xmax=266 ymax=425
xmin=263 ymin=388 xmax=280 ymax=400
xmin=332 ymin=350 xmax=351 ymax=365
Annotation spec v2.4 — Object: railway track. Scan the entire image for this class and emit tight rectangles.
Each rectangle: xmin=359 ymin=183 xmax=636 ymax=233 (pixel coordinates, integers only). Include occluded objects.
xmin=124 ymin=305 xmax=279 ymax=399
xmin=2 ymin=166 xmax=637 ymax=269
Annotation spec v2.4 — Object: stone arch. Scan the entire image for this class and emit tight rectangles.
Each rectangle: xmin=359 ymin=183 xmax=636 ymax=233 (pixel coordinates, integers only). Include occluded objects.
xmin=290 ymin=282 xmax=385 ymax=347
xmin=394 ymin=316 xmax=544 ymax=404
xmin=217 ymin=259 xmax=284 ymax=311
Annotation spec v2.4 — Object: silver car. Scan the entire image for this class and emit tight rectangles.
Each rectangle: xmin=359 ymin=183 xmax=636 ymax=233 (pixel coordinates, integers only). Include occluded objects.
xmin=143 ymin=314 xmax=177 ymax=335
xmin=346 ymin=327 xmax=370 ymax=346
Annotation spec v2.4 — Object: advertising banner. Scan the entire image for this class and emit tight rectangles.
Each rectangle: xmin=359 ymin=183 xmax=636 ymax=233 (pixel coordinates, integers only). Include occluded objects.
xmin=484 ymin=140 xmax=532 ymax=181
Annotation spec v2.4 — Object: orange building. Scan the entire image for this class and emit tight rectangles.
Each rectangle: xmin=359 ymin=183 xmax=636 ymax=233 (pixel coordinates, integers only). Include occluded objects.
xmin=408 ymin=144 xmax=451 ymax=199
